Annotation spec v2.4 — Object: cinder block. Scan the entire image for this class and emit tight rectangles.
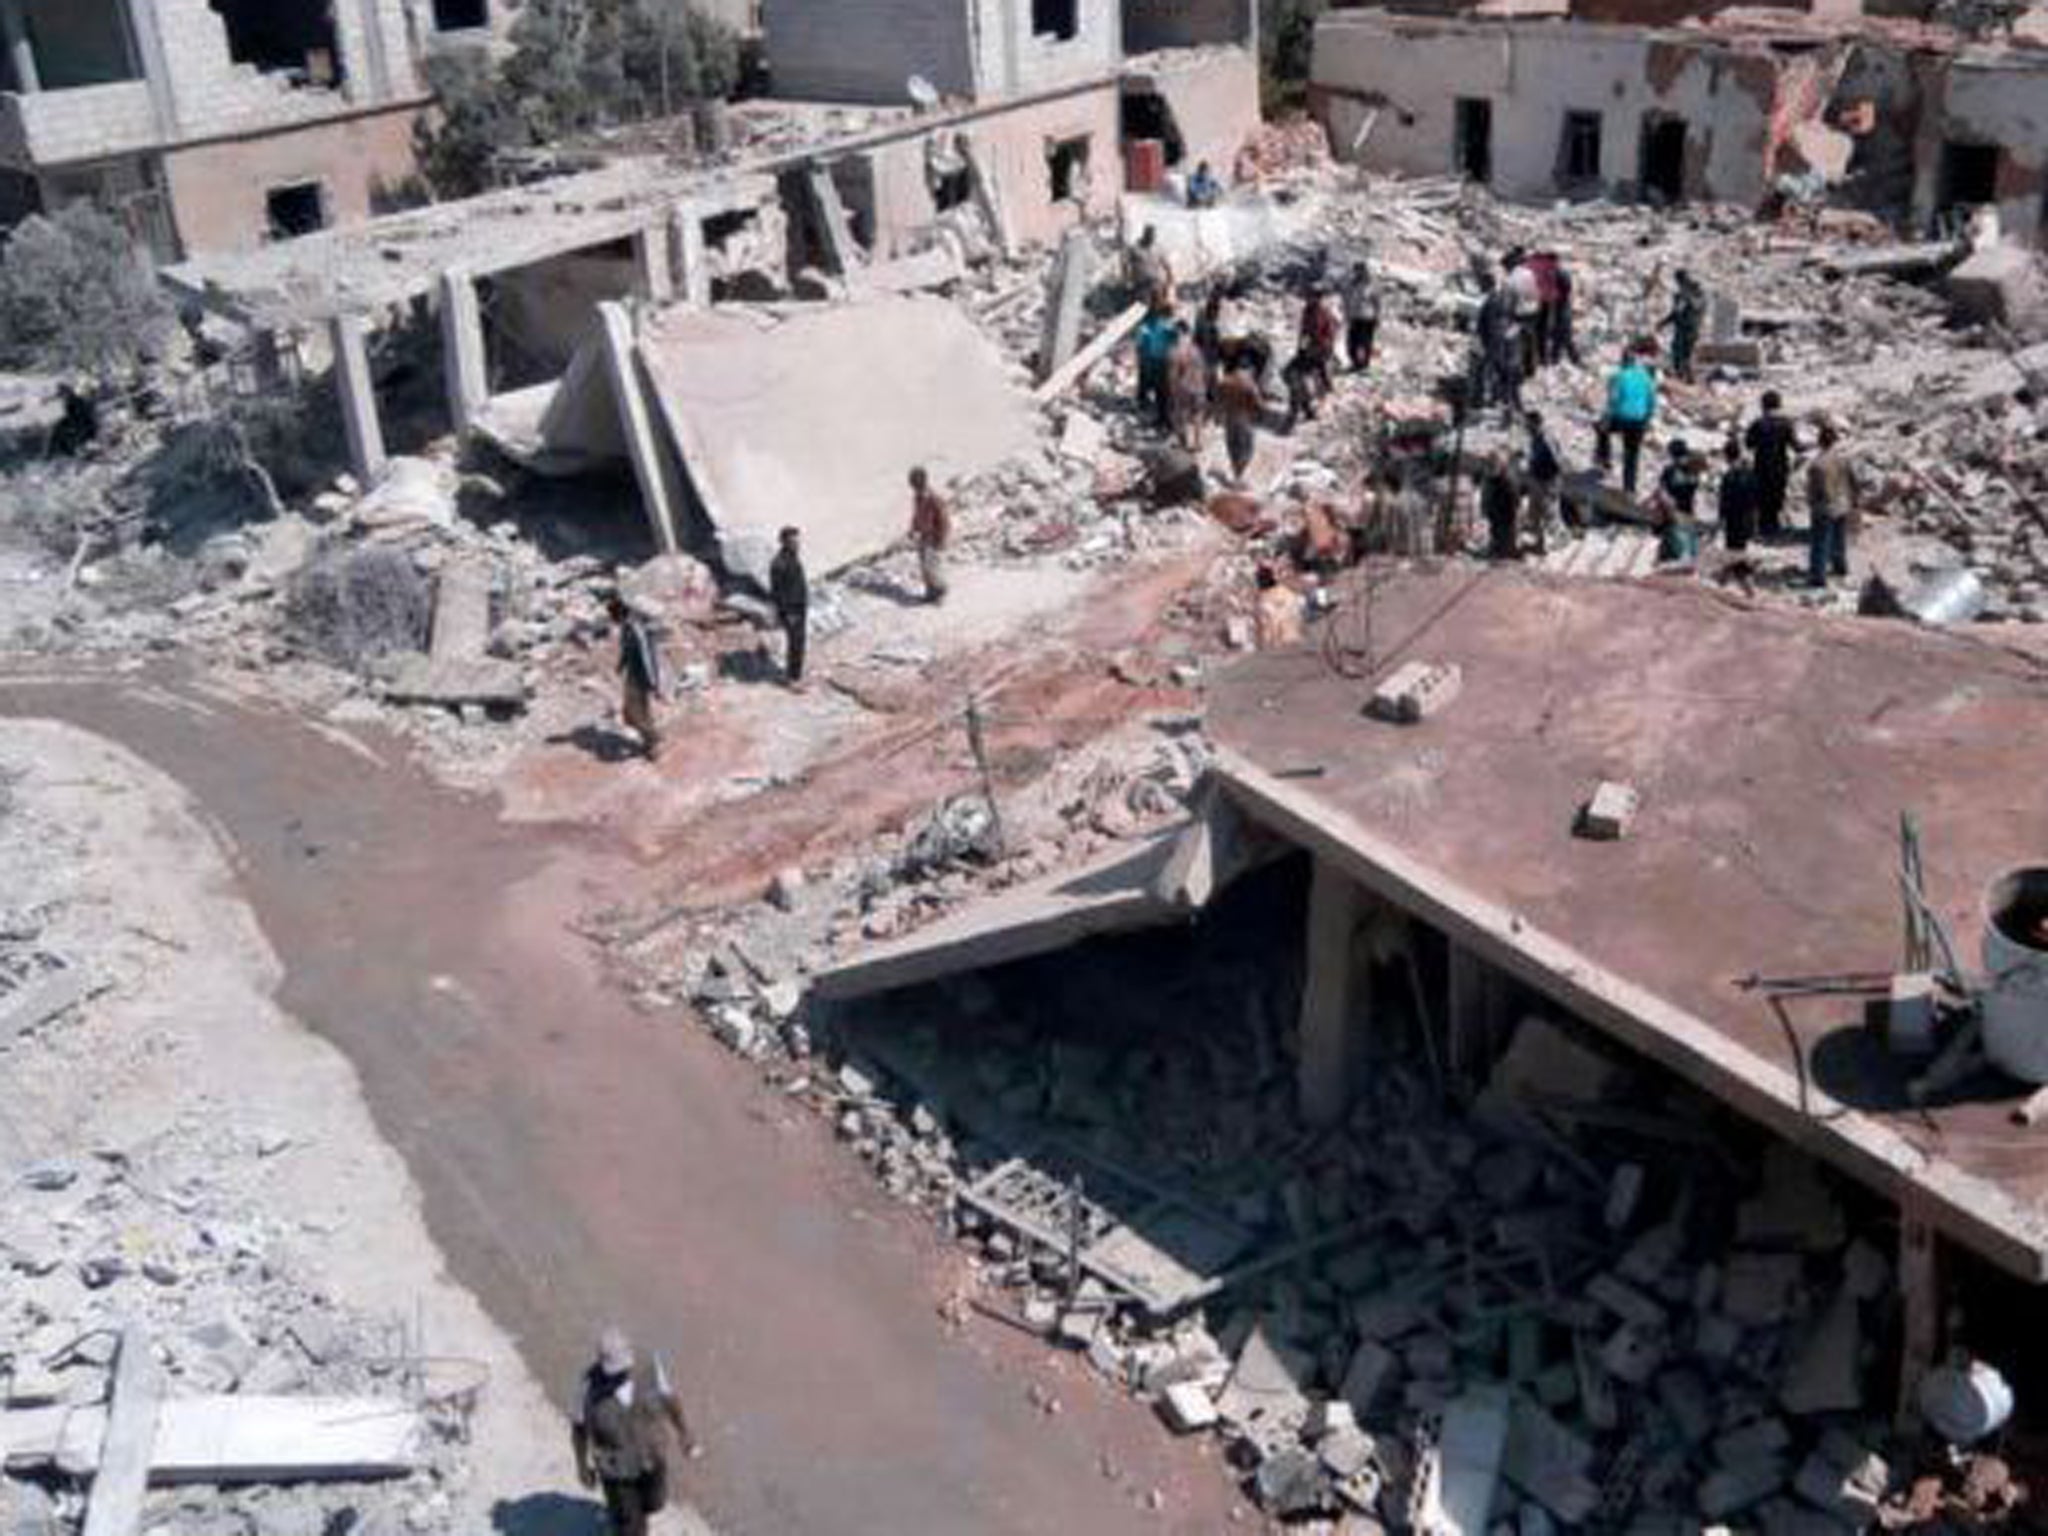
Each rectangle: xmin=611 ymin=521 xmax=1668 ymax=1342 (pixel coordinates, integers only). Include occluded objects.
xmin=1887 ymin=971 xmax=1939 ymax=1057
xmin=1368 ymin=660 xmax=1462 ymax=724
xmin=1578 ymin=781 xmax=1639 ymax=841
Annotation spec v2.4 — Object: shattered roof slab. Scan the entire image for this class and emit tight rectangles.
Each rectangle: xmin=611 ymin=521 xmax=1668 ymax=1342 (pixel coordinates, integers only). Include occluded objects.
xmin=637 ymin=296 xmax=1037 ymax=578
xmin=1209 ymin=568 xmax=2048 ymax=1280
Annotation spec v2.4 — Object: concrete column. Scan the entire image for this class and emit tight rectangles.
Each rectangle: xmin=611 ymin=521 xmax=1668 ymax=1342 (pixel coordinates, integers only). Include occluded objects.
xmin=1298 ymin=857 xmax=1366 ymax=1128
xmin=1445 ymin=941 xmax=1510 ymax=1089
xmin=1 ymin=0 xmax=40 ymax=94
xmin=670 ymin=208 xmax=710 ymax=307
xmin=331 ymin=312 xmax=388 ymax=487
xmin=439 ymin=269 xmax=487 ymax=437
xmin=595 ymin=302 xmax=683 ymax=556
xmin=119 ymin=0 xmax=178 ymax=137
xmin=634 ymin=220 xmax=675 ymax=305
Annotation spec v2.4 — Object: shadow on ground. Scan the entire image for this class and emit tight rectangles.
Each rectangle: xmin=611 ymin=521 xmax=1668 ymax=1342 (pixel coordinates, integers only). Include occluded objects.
xmin=491 ymin=1492 xmax=609 ymax=1535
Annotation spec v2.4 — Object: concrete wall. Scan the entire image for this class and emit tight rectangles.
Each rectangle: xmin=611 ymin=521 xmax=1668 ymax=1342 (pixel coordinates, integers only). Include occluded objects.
xmin=1126 ymin=47 xmax=1262 ymax=183
xmin=764 ymin=0 xmax=977 ymax=103
xmin=0 ymin=78 xmax=156 ymax=164
xmin=970 ymin=0 xmax=1121 ymax=100
xmin=159 ymin=103 xmax=422 ymax=252
xmin=860 ymin=81 xmax=1120 ymax=254
xmin=1123 ymin=0 xmax=1254 ymax=52
xmin=1312 ymin=13 xmax=1782 ymax=206
xmin=1911 ymin=55 xmax=2048 ymax=243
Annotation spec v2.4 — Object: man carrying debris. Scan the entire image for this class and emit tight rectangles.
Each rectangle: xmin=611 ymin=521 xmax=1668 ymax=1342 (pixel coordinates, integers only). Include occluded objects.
xmin=1341 ymin=262 xmax=1381 ymax=373
xmin=606 ymin=595 xmax=664 ymax=761
xmin=1805 ymin=416 xmax=1858 ymax=587
xmin=907 ymin=466 xmax=951 ymax=606
xmin=1665 ymin=269 xmax=1705 ymax=382
xmin=1128 ymin=226 xmax=1173 ymax=311
xmin=770 ymin=526 xmax=809 ymax=686
xmin=1744 ymin=390 xmax=1800 ymax=540
xmin=1596 ymin=344 xmax=1658 ymax=495
xmin=1216 ymin=361 xmax=1263 ymax=487
xmin=1253 ymin=564 xmax=1305 ymax=649
xmin=572 ymin=1326 xmax=698 ymax=1536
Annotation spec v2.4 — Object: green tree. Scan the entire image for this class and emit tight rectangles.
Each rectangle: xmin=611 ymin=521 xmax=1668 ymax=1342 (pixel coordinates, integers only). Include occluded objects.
xmin=0 ymin=203 xmax=170 ymax=378
xmin=414 ymin=0 xmax=742 ymax=199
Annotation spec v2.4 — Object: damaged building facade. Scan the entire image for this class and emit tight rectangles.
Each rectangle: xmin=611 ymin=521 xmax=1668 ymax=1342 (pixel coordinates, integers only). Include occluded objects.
xmin=1311 ymin=7 xmax=2048 ymax=244
xmin=0 ymin=0 xmax=438 ymax=258
xmin=766 ymin=0 xmax=1261 ymax=254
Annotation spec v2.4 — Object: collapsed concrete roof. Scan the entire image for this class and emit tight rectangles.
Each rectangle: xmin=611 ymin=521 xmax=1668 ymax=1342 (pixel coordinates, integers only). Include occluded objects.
xmin=1207 ymin=567 xmax=2048 ymax=1280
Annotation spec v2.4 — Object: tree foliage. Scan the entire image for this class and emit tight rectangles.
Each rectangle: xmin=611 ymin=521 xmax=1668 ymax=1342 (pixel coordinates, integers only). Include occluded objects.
xmin=415 ymin=0 xmax=742 ymax=199
xmin=0 ymin=203 xmax=170 ymax=378
xmin=1260 ymin=0 xmax=1328 ymax=113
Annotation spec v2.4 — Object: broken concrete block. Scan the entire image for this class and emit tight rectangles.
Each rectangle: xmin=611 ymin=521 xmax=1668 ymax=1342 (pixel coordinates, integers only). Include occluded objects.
xmin=1368 ymin=661 xmax=1462 ymax=724
xmin=1720 ymin=1251 xmax=1805 ymax=1327
xmin=1577 ymin=781 xmax=1639 ymax=841
xmin=1256 ymin=1447 xmax=1335 ymax=1518
xmin=1215 ymin=1324 xmax=1314 ymax=1433
xmin=1429 ymin=1388 xmax=1511 ymax=1536
xmin=1946 ymin=241 xmax=2045 ymax=329
xmin=1158 ymin=1380 xmax=1218 ymax=1433
xmin=1321 ymin=1424 xmax=1379 ymax=1480
xmin=1713 ymin=1417 xmax=1792 ymax=1469
xmin=1792 ymin=1434 xmax=1887 ymax=1524
xmin=1341 ymin=1339 xmax=1398 ymax=1419
xmin=1693 ymin=339 xmax=1764 ymax=371
xmin=1777 ymin=1283 xmax=1863 ymax=1416
xmin=1603 ymin=1164 xmax=1645 ymax=1231
xmin=1699 ymin=1457 xmax=1790 ymax=1520
xmin=1588 ymin=1275 xmax=1666 ymax=1330
xmin=1599 ymin=1323 xmax=1666 ymax=1386
xmin=1502 ymin=1398 xmax=1600 ymax=1525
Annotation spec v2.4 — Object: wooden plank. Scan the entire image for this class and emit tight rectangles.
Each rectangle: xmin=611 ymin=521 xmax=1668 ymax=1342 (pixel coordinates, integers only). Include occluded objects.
xmin=81 ymin=1324 xmax=159 ymax=1536
xmin=1032 ymin=303 xmax=1147 ymax=403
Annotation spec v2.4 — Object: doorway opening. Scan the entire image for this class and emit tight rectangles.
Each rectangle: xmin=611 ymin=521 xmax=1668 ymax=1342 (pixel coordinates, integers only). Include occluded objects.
xmin=1639 ymin=114 xmax=1688 ymax=203
xmin=1454 ymin=98 xmax=1493 ymax=184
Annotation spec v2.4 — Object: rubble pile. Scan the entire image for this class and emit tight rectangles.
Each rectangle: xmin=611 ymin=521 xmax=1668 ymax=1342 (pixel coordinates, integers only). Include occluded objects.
xmin=821 ymin=963 xmax=2015 ymax=1531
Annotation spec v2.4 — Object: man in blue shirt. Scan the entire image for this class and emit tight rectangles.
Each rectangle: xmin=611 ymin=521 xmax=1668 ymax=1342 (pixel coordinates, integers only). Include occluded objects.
xmin=1596 ymin=345 xmax=1658 ymax=495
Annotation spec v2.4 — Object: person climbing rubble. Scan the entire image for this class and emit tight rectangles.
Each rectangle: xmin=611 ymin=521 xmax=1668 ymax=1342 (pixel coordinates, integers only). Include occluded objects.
xmin=1136 ymin=304 xmax=1177 ymax=432
xmin=1342 ymin=261 xmax=1381 ymax=374
xmin=1665 ymin=269 xmax=1705 ymax=382
xmin=606 ymin=594 xmax=664 ymax=762
xmin=907 ymin=466 xmax=951 ymax=606
xmin=1216 ymin=360 xmax=1264 ymax=487
xmin=1524 ymin=410 xmax=1563 ymax=554
xmin=1596 ymin=343 xmax=1658 ymax=495
xmin=1653 ymin=438 xmax=1703 ymax=563
xmin=571 ymin=1326 xmax=699 ymax=1536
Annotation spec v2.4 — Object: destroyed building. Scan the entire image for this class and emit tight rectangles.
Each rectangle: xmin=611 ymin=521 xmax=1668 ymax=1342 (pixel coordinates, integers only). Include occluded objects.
xmin=0 ymin=0 xmax=452 ymax=259
xmin=1311 ymin=6 xmax=2048 ymax=243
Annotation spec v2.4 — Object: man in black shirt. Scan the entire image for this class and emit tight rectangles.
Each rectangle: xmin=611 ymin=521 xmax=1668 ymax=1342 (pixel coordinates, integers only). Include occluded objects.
xmin=769 ymin=525 xmax=809 ymax=687
xmin=1744 ymin=391 xmax=1799 ymax=541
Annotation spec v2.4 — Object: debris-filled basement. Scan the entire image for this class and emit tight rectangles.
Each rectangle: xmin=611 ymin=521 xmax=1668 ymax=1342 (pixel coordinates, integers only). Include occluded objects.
xmin=7 ymin=0 xmax=2048 ymax=1530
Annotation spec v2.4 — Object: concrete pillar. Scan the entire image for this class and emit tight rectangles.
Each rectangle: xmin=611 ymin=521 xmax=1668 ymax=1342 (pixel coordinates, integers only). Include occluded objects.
xmin=634 ymin=220 xmax=675 ymax=305
xmin=805 ymin=163 xmax=859 ymax=275
xmin=119 ymin=0 xmax=179 ymax=139
xmin=1037 ymin=229 xmax=1093 ymax=383
xmin=439 ymin=268 xmax=487 ymax=437
xmin=0 ymin=0 xmax=39 ymax=94
xmin=595 ymin=301 xmax=683 ymax=556
xmin=331 ymin=313 xmax=388 ymax=487
xmin=1299 ymin=857 xmax=1366 ymax=1128
xmin=671 ymin=208 xmax=710 ymax=307
xmin=1445 ymin=941 xmax=1510 ymax=1089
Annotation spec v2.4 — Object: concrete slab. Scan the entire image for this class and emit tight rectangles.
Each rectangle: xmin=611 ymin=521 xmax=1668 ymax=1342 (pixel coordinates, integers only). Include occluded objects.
xmin=637 ymin=297 xmax=1037 ymax=581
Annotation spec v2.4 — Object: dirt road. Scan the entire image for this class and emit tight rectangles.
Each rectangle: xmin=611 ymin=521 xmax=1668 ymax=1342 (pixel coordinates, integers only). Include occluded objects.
xmin=0 ymin=670 xmax=1251 ymax=1535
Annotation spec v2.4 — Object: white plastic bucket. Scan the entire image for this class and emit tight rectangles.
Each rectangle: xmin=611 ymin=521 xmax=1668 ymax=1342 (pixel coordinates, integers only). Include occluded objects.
xmin=1982 ymin=867 xmax=2048 ymax=1085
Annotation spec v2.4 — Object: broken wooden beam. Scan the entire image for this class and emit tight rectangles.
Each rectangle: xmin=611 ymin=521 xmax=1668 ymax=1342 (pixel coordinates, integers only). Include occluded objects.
xmin=81 ymin=1324 xmax=159 ymax=1536
xmin=1032 ymin=302 xmax=1147 ymax=403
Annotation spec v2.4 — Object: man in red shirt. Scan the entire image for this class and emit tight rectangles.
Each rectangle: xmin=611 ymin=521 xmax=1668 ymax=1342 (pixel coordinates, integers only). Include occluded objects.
xmin=908 ymin=465 xmax=952 ymax=605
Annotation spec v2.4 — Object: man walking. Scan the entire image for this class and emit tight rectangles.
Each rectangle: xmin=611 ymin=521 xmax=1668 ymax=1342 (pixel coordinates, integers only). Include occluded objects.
xmin=1744 ymin=390 xmax=1799 ymax=540
xmin=1665 ymin=269 xmax=1704 ymax=382
xmin=907 ymin=466 xmax=951 ymax=605
xmin=1136 ymin=304 xmax=1177 ymax=431
xmin=770 ymin=525 xmax=809 ymax=685
xmin=571 ymin=1327 xmax=698 ymax=1536
xmin=1804 ymin=417 xmax=1857 ymax=588
xmin=1524 ymin=410 xmax=1563 ymax=554
xmin=1167 ymin=321 xmax=1209 ymax=453
xmin=1342 ymin=262 xmax=1381 ymax=373
xmin=606 ymin=594 xmax=663 ymax=761
xmin=1216 ymin=361 xmax=1262 ymax=487
xmin=1596 ymin=344 xmax=1657 ymax=495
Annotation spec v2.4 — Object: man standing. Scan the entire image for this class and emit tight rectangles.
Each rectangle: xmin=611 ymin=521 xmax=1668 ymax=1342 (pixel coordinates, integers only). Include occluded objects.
xmin=770 ymin=525 xmax=809 ymax=686
xmin=1718 ymin=435 xmax=1760 ymax=565
xmin=1804 ymin=417 xmax=1857 ymax=587
xmin=1167 ymin=321 xmax=1209 ymax=453
xmin=571 ymin=1327 xmax=698 ymax=1536
xmin=1474 ymin=275 xmax=1519 ymax=415
xmin=1299 ymin=288 xmax=1340 ymax=400
xmin=1524 ymin=410 xmax=1563 ymax=554
xmin=1665 ymin=270 xmax=1704 ymax=382
xmin=1744 ymin=390 xmax=1799 ymax=540
xmin=1654 ymin=439 xmax=1702 ymax=563
xmin=1596 ymin=345 xmax=1657 ymax=495
xmin=1342 ymin=262 xmax=1381 ymax=373
xmin=1128 ymin=226 xmax=1173 ymax=310
xmin=907 ymin=466 xmax=950 ymax=605
xmin=606 ymin=595 xmax=663 ymax=761
xmin=1481 ymin=454 xmax=1524 ymax=562
xmin=1216 ymin=361 xmax=1262 ymax=487
xmin=1136 ymin=305 xmax=1177 ymax=431
xmin=1504 ymin=251 xmax=1542 ymax=380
